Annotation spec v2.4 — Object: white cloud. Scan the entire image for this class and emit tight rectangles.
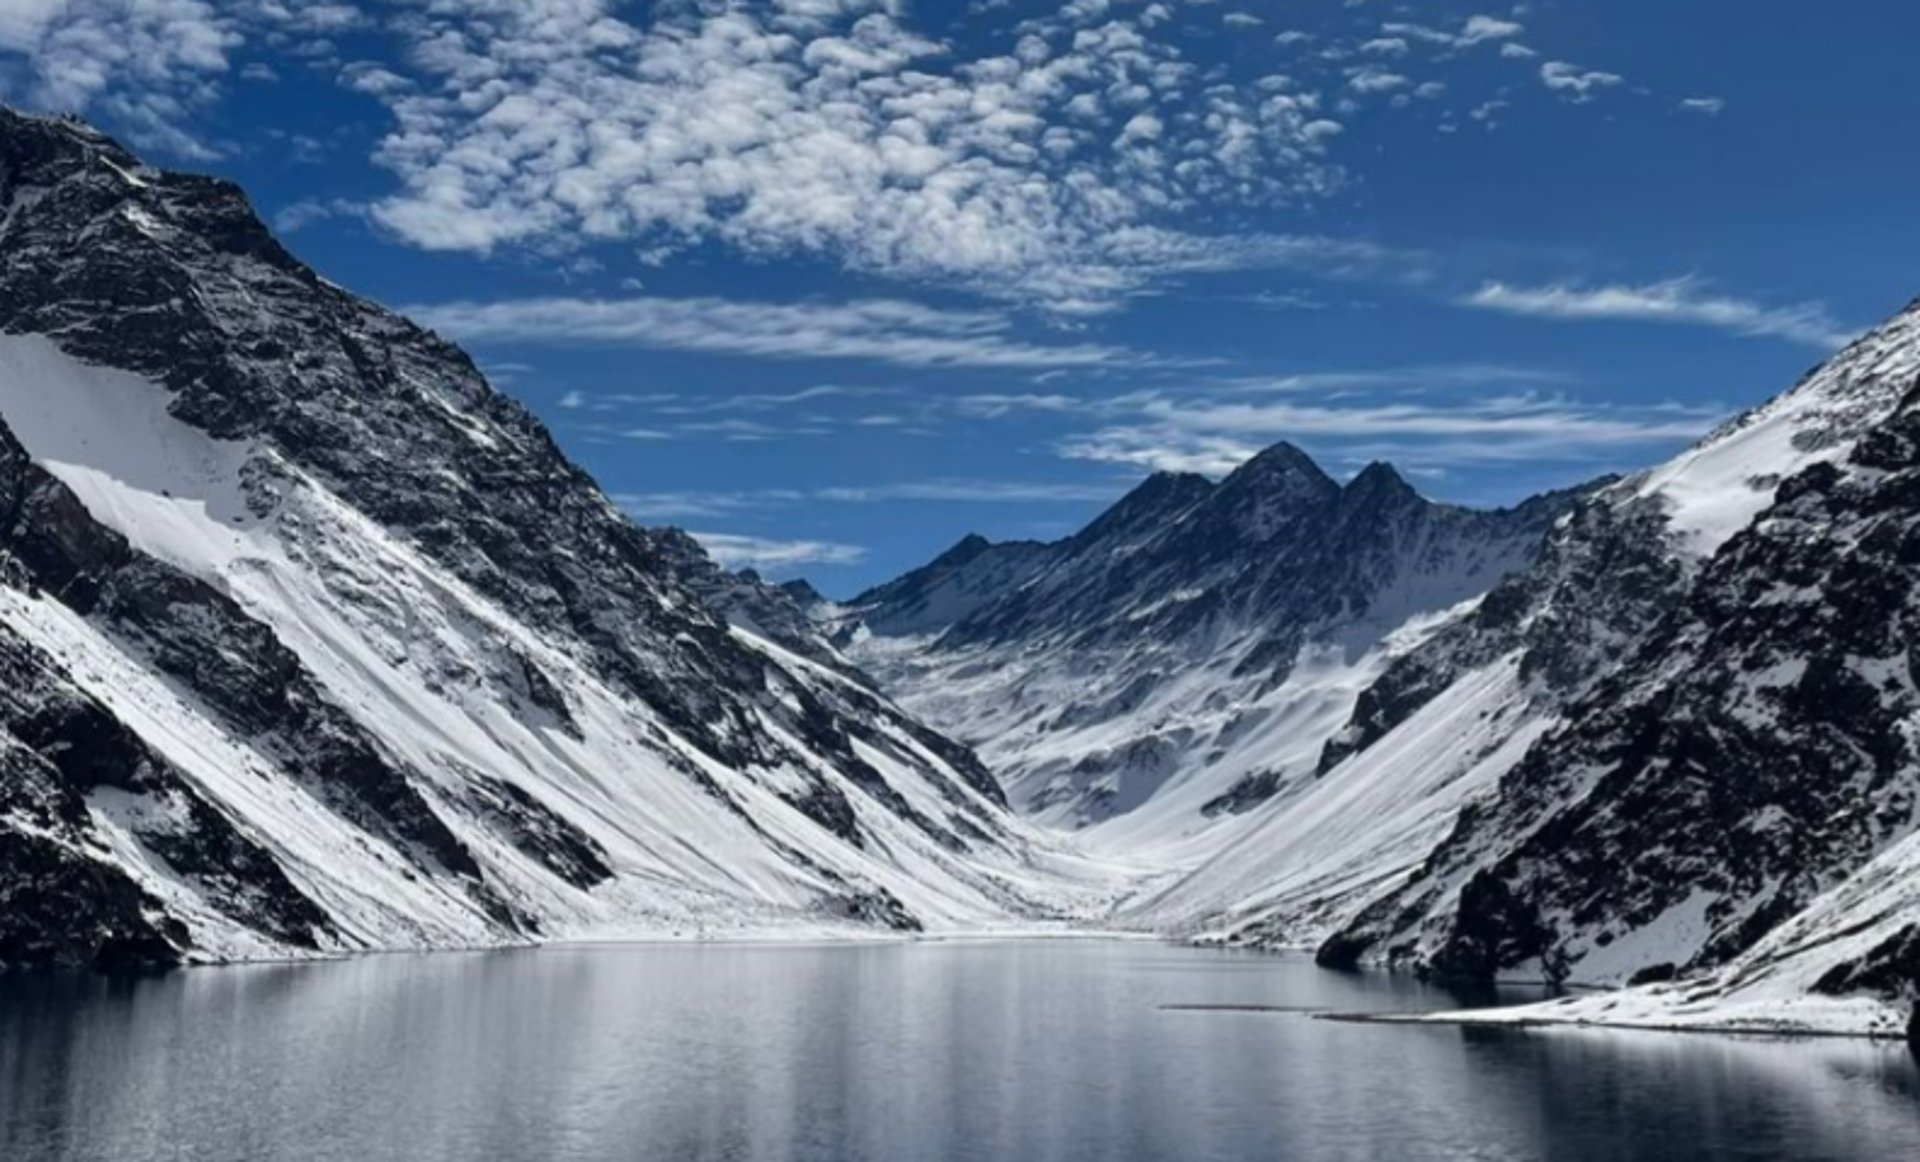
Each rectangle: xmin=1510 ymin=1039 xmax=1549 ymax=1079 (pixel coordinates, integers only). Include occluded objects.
xmin=1099 ymin=227 xmax=1413 ymax=284
xmin=690 ymin=532 xmax=867 ymax=571
xmin=1680 ymin=96 xmax=1727 ymax=116
xmin=363 ymin=0 xmax=1349 ymax=310
xmin=605 ymin=354 xmax=1722 ymax=506
xmin=1059 ymin=392 xmax=1716 ymax=476
xmin=1460 ymin=16 xmax=1524 ymax=44
xmin=273 ymin=196 xmax=368 ymax=233
xmin=1382 ymin=16 xmax=1524 ymax=51
xmin=1347 ymin=66 xmax=1411 ymax=94
xmin=264 ymin=3 xmax=366 ymax=34
xmin=0 ymin=0 xmax=240 ymax=156
xmin=619 ymin=478 xmax=1123 ymax=519
xmin=1465 ymin=278 xmax=1858 ymax=348
xmin=1139 ymin=394 xmax=1709 ymax=443
xmin=1540 ymin=61 xmax=1625 ymax=100
xmin=656 ymin=386 xmax=889 ymax=414
xmin=0 ymin=1 xmax=67 ymax=48
xmin=1210 ymin=365 xmax=1568 ymax=395
xmin=813 ymin=479 xmax=1123 ymax=504
xmin=403 ymin=294 xmax=1144 ymax=368
xmin=1059 ymin=430 xmax=1262 ymax=477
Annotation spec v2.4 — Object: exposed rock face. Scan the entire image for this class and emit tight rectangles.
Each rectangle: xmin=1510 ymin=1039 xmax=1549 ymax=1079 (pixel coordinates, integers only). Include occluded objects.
xmin=1314 ymin=490 xmax=1661 ymax=775
xmin=1334 ymin=375 xmax=1920 ymax=987
xmin=0 ymin=107 xmax=1082 ymax=967
xmin=842 ymin=530 xmax=1055 ymax=642
xmin=835 ymin=441 xmax=1590 ymax=852
xmin=0 ymin=577 xmax=339 ymax=967
xmin=1255 ymin=299 xmax=1920 ymax=1024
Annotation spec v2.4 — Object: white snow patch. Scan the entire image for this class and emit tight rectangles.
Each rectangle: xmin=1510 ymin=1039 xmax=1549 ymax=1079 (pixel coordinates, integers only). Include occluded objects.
xmin=1122 ymin=655 xmax=1552 ymax=948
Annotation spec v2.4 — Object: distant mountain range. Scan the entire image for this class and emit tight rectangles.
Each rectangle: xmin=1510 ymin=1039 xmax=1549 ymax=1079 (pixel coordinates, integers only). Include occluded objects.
xmin=822 ymin=445 xmax=1594 ymax=867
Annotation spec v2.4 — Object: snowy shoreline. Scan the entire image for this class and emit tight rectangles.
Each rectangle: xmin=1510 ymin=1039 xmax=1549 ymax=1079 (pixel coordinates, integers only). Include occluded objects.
xmin=1323 ymin=992 xmax=1917 ymax=1043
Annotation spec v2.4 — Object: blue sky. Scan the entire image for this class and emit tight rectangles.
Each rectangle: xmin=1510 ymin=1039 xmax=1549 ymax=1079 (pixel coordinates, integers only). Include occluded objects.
xmin=2 ymin=1 xmax=1915 ymax=593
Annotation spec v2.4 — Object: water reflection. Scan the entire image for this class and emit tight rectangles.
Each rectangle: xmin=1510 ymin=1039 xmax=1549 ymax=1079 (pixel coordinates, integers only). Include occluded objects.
xmin=0 ymin=941 xmax=1914 ymax=1161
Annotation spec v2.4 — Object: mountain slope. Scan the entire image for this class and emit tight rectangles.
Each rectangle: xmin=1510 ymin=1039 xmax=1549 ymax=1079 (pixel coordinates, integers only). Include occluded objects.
xmin=1326 ymin=339 xmax=1920 ymax=986
xmin=1148 ymin=294 xmax=1920 ymax=1029
xmin=0 ymin=108 xmax=1109 ymax=969
xmin=836 ymin=444 xmax=1590 ymax=866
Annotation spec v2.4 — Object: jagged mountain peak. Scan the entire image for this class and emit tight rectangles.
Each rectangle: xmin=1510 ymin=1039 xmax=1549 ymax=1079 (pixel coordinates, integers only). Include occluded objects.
xmin=647 ymin=524 xmax=859 ymax=675
xmin=1065 ymin=470 xmax=1213 ymax=549
xmin=1144 ymin=468 xmax=1212 ymax=488
xmin=1135 ymin=468 xmax=1218 ymax=499
xmin=933 ymin=532 xmax=998 ymax=568
xmin=1219 ymin=440 xmax=1339 ymax=496
xmin=1341 ymin=460 xmax=1418 ymax=500
xmin=1327 ymin=462 xmax=1435 ymax=533
xmin=842 ymin=432 xmax=1594 ymax=834
xmin=1187 ymin=443 xmax=1349 ymax=546
xmin=842 ymin=529 xmax=1054 ymax=640
xmin=1 ymin=105 xmax=306 ymax=288
xmin=2 ymin=105 xmax=137 ymax=170
xmin=780 ymin=578 xmax=827 ymax=608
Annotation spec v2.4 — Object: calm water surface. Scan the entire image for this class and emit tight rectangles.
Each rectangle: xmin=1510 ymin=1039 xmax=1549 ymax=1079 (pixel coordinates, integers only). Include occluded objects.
xmin=2 ymin=939 xmax=1917 ymax=1161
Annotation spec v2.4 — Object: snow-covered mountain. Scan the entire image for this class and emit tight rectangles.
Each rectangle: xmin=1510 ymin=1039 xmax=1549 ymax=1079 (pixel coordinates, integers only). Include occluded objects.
xmin=1135 ymin=295 xmax=1920 ymax=1033
xmin=0 ymin=109 xmax=1113 ymax=969
xmin=833 ymin=445 xmax=1590 ymax=865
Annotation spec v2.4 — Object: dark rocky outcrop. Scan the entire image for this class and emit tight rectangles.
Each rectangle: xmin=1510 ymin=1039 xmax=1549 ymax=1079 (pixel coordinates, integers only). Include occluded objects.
xmin=1317 ymin=321 xmax=1920 ymax=1004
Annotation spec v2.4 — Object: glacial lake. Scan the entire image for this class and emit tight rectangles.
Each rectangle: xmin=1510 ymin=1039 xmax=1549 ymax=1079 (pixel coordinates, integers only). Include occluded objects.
xmin=2 ymin=939 xmax=1917 ymax=1161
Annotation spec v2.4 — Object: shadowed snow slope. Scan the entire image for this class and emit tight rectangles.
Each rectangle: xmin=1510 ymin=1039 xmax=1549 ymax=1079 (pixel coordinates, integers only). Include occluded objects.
xmin=0 ymin=109 xmax=1121 ymax=969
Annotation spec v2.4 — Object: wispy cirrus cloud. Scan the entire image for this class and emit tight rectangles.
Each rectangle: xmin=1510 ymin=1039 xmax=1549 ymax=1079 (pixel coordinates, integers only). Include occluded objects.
xmin=404 ymin=295 xmax=1145 ymax=369
xmin=693 ymin=532 xmax=867 ymax=572
xmin=574 ymin=359 xmax=1701 ymax=480
xmin=566 ymin=365 xmax=1569 ymax=436
xmin=1205 ymin=364 xmax=1569 ymax=396
xmin=1057 ymin=391 xmax=1722 ymax=478
xmin=619 ymin=478 xmax=1127 ymax=521
xmin=1464 ymin=278 xmax=1859 ymax=348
